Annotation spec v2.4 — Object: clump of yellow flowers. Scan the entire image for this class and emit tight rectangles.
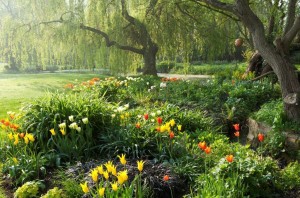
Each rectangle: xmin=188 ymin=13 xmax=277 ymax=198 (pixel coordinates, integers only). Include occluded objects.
xmin=80 ymin=154 xmax=145 ymax=197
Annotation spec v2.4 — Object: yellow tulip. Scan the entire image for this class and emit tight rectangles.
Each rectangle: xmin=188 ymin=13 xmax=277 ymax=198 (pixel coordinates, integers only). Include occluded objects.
xmin=104 ymin=161 xmax=113 ymax=173
xmin=103 ymin=171 xmax=109 ymax=180
xmin=97 ymin=165 xmax=104 ymax=175
xmin=60 ymin=128 xmax=66 ymax=135
xmin=90 ymin=168 xmax=98 ymax=182
xmin=117 ymin=170 xmax=128 ymax=185
xmin=177 ymin=125 xmax=182 ymax=131
xmin=49 ymin=128 xmax=56 ymax=136
xmin=13 ymin=134 xmax=19 ymax=145
xmin=170 ymin=119 xmax=175 ymax=127
xmin=98 ymin=187 xmax=105 ymax=196
xmin=111 ymin=181 xmax=118 ymax=191
xmin=8 ymin=133 xmax=13 ymax=140
xmin=80 ymin=181 xmax=89 ymax=193
xmin=137 ymin=160 xmax=145 ymax=172
xmin=117 ymin=154 xmax=127 ymax=165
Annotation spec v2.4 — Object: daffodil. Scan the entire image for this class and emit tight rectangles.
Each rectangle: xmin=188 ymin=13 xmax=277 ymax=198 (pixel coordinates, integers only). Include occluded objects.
xmin=117 ymin=154 xmax=127 ymax=165
xmin=117 ymin=170 xmax=128 ymax=185
xmin=90 ymin=168 xmax=98 ymax=182
xmin=111 ymin=181 xmax=118 ymax=191
xmin=98 ymin=187 xmax=105 ymax=196
xmin=137 ymin=160 xmax=145 ymax=172
xmin=80 ymin=181 xmax=89 ymax=193
xmin=49 ymin=128 xmax=56 ymax=136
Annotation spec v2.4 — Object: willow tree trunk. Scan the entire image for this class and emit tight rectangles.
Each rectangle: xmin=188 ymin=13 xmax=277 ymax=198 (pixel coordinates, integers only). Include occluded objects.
xmin=142 ymin=45 xmax=158 ymax=75
xmin=236 ymin=1 xmax=300 ymax=122
xmin=261 ymin=50 xmax=300 ymax=121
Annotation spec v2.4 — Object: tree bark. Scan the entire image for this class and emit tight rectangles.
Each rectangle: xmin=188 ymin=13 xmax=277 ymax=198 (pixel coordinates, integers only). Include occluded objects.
xmin=143 ymin=44 xmax=158 ymax=75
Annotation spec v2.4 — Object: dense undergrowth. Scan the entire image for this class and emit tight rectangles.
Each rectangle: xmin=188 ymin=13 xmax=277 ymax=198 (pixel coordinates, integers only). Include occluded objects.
xmin=0 ymin=72 xmax=299 ymax=198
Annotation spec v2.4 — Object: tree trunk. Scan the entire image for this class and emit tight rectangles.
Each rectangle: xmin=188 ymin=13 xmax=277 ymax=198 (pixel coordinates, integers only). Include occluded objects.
xmin=142 ymin=44 xmax=158 ymax=75
xmin=235 ymin=0 xmax=300 ymax=122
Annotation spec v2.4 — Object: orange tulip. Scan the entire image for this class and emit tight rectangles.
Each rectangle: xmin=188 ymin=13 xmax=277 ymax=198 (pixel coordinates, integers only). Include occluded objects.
xmin=226 ymin=155 xmax=234 ymax=163
xmin=135 ymin=123 xmax=141 ymax=129
xmin=198 ymin=141 xmax=207 ymax=150
xmin=204 ymin=146 xmax=211 ymax=154
xmin=233 ymin=124 xmax=240 ymax=131
xmin=258 ymin=133 xmax=264 ymax=142
xmin=163 ymin=175 xmax=169 ymax=181
xmin=234 ymin=131 xmax=240 ymax=137
xmin=169 ymin=131 xmax=175 ymax=139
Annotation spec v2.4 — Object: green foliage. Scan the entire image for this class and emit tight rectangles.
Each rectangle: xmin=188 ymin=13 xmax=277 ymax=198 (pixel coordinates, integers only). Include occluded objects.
xmin=156 ymin=61 xmax=176 ymax=73
xmin=276 ymin=162 xmax=300 ymax=190
xmin=252 ymin=99 xmax=283 ymax=125
xmin=40 ymin=187 xmax=66 ymax=198
xmin=14 ymin=181 xmax=43 ymax=198
xmin=186 ymin=173 xmax=247 ymax=198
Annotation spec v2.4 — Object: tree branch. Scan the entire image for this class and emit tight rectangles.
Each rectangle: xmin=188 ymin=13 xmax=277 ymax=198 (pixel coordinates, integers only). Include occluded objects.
xmin=193 ymin=0 xmax=235 ymax=14
xmin=190 ymin=0 xmax=238 ymax=21
xmin=79 ymin=24 xmax=144 ymax=54
xmin=282 ymin=16 xmax=300 ymax=49
xmin=283 ymin=0 xmax=297 ymax=35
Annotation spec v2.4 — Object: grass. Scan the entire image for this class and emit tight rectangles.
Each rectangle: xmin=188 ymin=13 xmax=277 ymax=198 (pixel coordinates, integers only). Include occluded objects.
xmin=0 ymin=72 xmax=104 ymax=119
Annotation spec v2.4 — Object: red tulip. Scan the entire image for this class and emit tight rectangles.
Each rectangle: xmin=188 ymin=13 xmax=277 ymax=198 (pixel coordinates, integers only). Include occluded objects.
xmin=169 ymin=131 xmax=175 ymax=139
xmin=157 ymin=117 xmax=162 ymax=125
xmin=144 ymin=113 xmax=149 ymax=120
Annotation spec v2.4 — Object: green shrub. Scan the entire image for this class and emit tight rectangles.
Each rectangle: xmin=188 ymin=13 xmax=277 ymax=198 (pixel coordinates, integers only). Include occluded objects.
xmin=276 ymin=161 xmax=300 ymax=190
xmin=40 ymin=187 xmax=66 ymax=198
xmin=157 ymin=61 xmax=176 ymax=73
xmin=14 ymin=181 xmax=43 ymax=198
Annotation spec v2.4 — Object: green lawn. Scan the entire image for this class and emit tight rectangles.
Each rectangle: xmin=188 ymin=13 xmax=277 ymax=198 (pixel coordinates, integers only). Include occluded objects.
xmin=0 ymin=72 xmax=104 ymax=119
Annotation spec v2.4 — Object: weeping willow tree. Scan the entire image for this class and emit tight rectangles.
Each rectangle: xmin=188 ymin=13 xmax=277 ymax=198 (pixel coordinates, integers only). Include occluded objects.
xmin=0 ymin=0 xmax=239 ymax=74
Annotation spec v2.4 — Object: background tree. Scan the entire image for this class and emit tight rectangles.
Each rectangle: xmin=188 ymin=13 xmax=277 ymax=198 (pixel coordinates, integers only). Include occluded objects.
xmin=189 ymin=0 xmax=300 ymax=122
xmin=0 ymin=0 xmax=239 ymax=74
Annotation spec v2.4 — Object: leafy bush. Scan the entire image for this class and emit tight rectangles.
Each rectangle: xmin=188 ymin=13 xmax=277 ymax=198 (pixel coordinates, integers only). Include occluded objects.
xmin=40 ymin=187 xmax=66 ymax=198
xmin=14 ymin=181 xmax=43 ymax=198
xmin=156 ymin=61 xmax=176 ymax=73
xmin=276 ymin=162 xmax=300 ymax=190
